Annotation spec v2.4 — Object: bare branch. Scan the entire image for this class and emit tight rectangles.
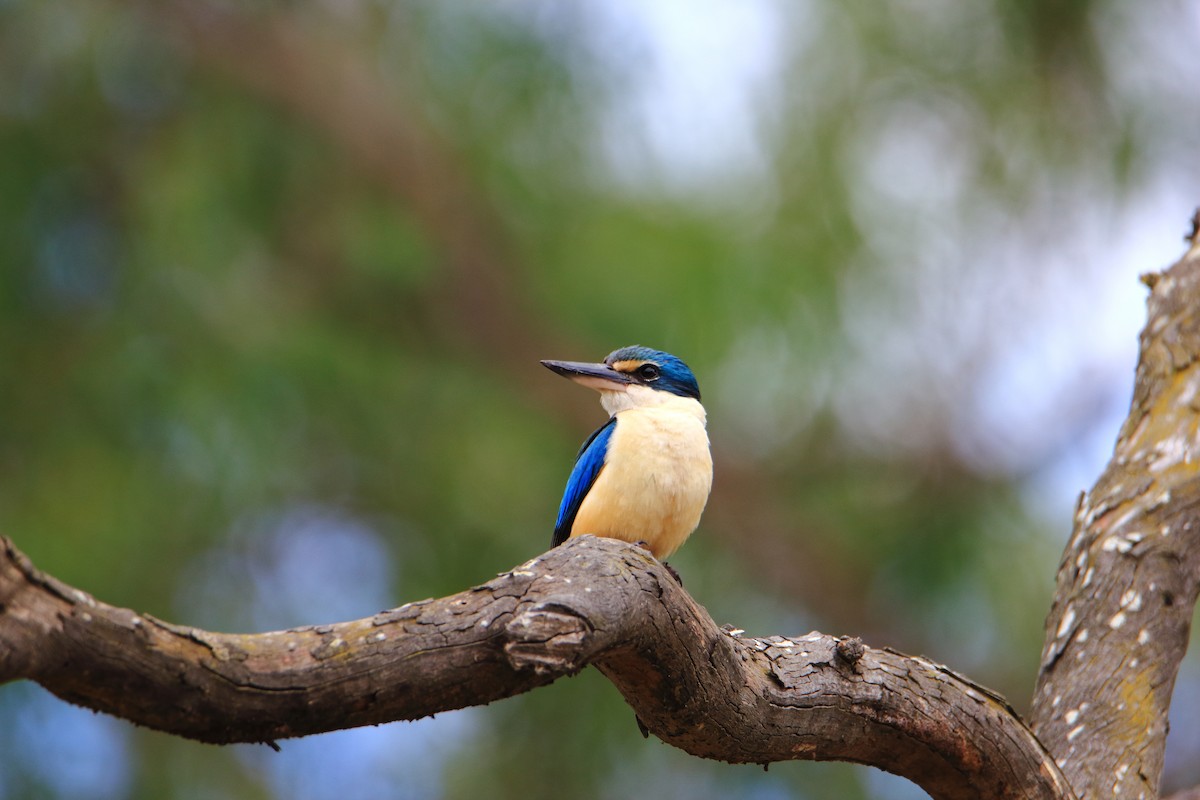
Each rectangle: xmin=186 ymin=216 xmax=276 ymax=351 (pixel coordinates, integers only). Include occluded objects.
xmin=1 ymin=535 xmax=1069 ymax=800
xmin=1032 ymin=244 xmax=1200 ymax=796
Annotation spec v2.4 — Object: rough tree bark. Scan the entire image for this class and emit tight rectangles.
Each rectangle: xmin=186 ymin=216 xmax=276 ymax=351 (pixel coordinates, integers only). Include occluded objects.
xmin=1031 ymin=226 xmax=1200 ymax=798
xmin=2 ymin=223 xmax=1199 ymax=799
xmin=0 ymin=534 xmax=1068 ymax=799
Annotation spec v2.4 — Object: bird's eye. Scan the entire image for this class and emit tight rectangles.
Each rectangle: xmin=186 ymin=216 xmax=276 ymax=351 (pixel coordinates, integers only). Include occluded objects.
xmin=637 ymin=364 xmax=661 ymax=381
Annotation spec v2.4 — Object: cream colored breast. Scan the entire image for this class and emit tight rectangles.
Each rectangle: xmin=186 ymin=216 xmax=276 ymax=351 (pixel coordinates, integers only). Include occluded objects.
xmin=569 ymin=399 xmax=713 ymax=559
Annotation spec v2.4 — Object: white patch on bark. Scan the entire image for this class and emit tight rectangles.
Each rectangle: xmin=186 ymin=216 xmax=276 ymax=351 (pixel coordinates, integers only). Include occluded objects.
xmin=1101 ymin=536 xmax=1134 ymax=554
xmin=1109 ymin=506 xmax=1141 ymax=531
xmin=1114 ymin=763 xmax=1130 ymax=791
xmin=1056 ymin=607 xmax=1076 ymax=639
xmin=1120 ymin=590 xmax=1143 ymax=612
xmin=1150 ymin=436 xmax=1188 ymax=472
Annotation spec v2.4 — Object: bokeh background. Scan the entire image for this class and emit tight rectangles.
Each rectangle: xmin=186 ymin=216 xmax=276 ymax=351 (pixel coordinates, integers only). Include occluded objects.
xmin=2 ymin=1 xmax=1199 ymax=798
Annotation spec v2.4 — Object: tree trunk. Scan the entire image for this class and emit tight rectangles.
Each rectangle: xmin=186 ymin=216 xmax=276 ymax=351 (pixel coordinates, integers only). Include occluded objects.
xmin=1031 ymin=228 xmax=1200 ymax=798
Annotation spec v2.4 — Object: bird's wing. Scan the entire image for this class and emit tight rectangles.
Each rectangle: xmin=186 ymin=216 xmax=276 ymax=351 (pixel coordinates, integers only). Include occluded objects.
xmin=553 ymin=416 xmax=617 ymax=548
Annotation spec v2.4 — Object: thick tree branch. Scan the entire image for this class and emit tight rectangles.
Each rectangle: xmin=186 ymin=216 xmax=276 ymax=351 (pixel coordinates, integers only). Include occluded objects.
xmin=1032 ymin=226 xmax=1200 ymax=797
xmin=1 ymin=534 xmax=1068 ymax=800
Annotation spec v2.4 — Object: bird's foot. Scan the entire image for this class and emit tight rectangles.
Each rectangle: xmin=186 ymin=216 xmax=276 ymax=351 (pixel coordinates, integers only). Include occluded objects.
xmin=635 ymin=714 xmax=650 ymax=739
xmin=631 ymin=541 xmax=683 ymax=585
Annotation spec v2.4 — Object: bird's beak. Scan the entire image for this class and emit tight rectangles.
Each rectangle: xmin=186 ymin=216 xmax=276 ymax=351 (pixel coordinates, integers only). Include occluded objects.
xmin=541 ymin=359 xmax=634 ymax=392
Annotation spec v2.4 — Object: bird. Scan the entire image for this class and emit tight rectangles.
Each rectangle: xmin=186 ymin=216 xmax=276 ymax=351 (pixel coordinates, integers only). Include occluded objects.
xmin=541 ymin=345 xmax=713 ymax=563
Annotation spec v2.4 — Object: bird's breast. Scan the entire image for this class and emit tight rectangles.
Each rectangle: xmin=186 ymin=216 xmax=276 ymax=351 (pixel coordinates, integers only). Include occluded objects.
xmin=570 ymin=403 xmax=713 ymax=559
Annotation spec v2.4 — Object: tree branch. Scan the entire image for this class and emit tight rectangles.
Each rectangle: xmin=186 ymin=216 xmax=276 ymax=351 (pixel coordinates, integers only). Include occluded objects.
xmin=1031 ymin=225 xmax=1200 ymax=797
xmin=1 ymin=534 xmax=1069 ymax=800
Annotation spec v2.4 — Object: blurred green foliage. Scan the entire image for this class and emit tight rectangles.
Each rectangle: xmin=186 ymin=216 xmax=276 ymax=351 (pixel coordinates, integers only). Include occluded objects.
xmin=1 ymin=0 xmax=1197 ymax=798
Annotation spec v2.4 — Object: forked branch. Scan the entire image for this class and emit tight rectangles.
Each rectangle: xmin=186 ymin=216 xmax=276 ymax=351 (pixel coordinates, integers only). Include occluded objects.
xmin=6 ymin=217 xmax=1200 ymax=798
xmin=1 ymin=534 xmax=1067 ymax=800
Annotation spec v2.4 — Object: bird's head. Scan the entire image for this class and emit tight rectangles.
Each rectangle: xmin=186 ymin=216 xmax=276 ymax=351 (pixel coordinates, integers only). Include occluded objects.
xmin=541 ymin=345 xmax=701 ymax=414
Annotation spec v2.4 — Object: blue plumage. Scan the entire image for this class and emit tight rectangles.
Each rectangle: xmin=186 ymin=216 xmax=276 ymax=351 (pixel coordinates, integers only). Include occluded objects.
xmin=553 ymin=417 xmax=617 ymax=547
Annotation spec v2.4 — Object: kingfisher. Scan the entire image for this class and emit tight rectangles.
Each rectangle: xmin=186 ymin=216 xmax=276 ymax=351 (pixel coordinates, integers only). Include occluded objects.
xmin=541 ymin=345 xmax=713 ymax=562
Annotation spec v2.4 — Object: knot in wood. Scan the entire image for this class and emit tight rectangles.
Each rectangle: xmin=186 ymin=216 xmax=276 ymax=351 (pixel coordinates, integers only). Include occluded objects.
xmin=504 ymin=603 xmax=592 ymax=675
xmin=835 ymin=636 xmax=865 ymax=666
